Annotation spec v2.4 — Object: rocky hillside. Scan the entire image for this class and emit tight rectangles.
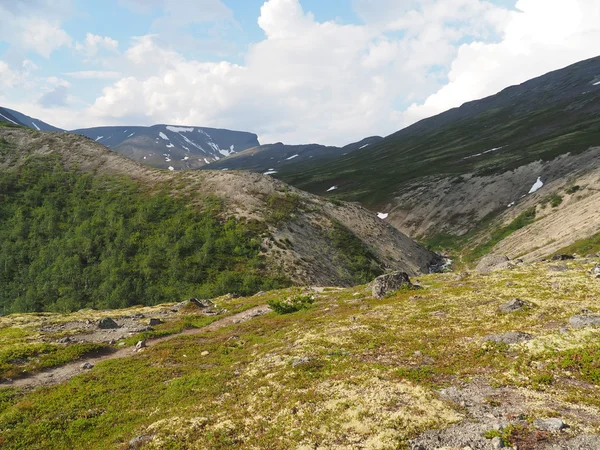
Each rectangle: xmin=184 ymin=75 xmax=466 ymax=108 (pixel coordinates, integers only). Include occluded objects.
xmin=274 ymin=56 xmax=600 ymax=261
xmin=0 ymin=126 xmax=438 ymax=313
xmin=72 ymin=124 xmax=260 ymax=170
xmin=204 ymin=136 xmax=383 ymax=175
xmin=1 ymin=257 xmax=600 ymax=449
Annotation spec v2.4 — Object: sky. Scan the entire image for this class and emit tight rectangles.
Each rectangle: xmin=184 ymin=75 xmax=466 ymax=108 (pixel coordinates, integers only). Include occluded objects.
xmin=0 ymin=0 xmax=599 ymax=145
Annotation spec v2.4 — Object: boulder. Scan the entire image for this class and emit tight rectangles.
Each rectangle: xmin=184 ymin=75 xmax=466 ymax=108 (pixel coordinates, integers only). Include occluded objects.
xmin=552 ymin=254 xmax=575 ymax=261
xmin=592 ymin=264 xmax=600 ymax=275
xmin=499 ymin=298 xmax=529 ymax=313
xmin=475 ymin=255 xmax=511 ymax=274
xmin=533 ymin=418 xmax=566 ymax=431
xmin=97 ymin=317 xmax=119 ymax=329
xmin=128 ymin=434 xmax=154 ymax=449
xmin=371 ymin=272 xmax=412 ymax=299
xmin=569 ymin=315 xmax=600 ymax=329
xmin=135 ymin=340 xmax=147 ymax=350
xmin=148 ymin=318 xmax=163 ymax=326
xmin=484 ymin=331 xmax=534 ymax=344
xmin=80 ymin=362 xmax=94 ymax=370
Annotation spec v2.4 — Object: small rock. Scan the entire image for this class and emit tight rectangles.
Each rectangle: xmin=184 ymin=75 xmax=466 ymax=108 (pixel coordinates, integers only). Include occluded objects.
xmin=201 ymin=351 xmax=209 ymax=356
xmin=548 ymin=264 xmax=568 ymax=272
xmin=552 ymin=254 xmax=575 ymax=261
xmin=135 ymin=340 xmax=147 ymax=350
xmin=499 ymin=298 xmax=529 ymax=313
xmin=414 ymin=351 xmax=423 ymax=357
xmin=475 ymin=255 xmax=511 ymax=274
xmin=56 ymin=337 xmax=72 ymax=344
xmin=592 ymin=264 xmax=600 ymax=275
xmin=97 ymin=317 xmax=119 ymax=329
xmin=569 ymin=315 xmax=600 ymax=329
xmin=506 ymin=281 xmax=516 ymax=287
xmin=148 ymin=318 xmax=163 ymax=326
xmin=484 ymin=331 xmax=534 ymax=344
xmin=80 ymin=362 xmax=94 ymax=370
xmin=291 ymin=356 xmax=311 ymax=367
xmin=371 ymin=272 xmax=412 ymax=299
xmin=491 ymin=436 xmax=504 ymax=449
xmin=533 ymin=418 xmax=566 ymax=431
xmin=128 ymin=434 xmax=154 ymax=449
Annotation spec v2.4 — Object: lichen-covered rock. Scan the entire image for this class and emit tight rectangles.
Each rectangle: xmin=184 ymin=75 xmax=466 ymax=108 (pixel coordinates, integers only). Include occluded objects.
xmin=475 ymin=255 xmax=511 ymax=274
xmin=483 ymin=331 xmax=533 ymax=344
xmin=97 ymin=317 xmax=119 ymax=329
xmin=499 ymin=298 xmax=529 ymax=313
xmin=533 ymin=418 xmax=566 ymax=431
xmin=371 ymin=272 xmax=411 ymax=299
xmin=148 ymin=318 xmax=163 ymax=326
xmin=569 ymin=315 xmax=600 ymax=329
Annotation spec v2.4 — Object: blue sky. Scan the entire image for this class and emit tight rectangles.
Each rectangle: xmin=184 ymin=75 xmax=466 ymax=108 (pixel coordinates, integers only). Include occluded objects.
xmin=0 ymin=0 xmax=598 ymax=145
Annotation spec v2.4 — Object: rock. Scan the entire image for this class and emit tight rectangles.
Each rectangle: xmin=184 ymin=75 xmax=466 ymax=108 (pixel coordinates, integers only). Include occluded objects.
xmin=499 ymin=298 xmax=528 ymax=313
xmin=291 ymin=356 xmax=311 ymax=367
xmin=135 ymin=340 xmax=147 ymax=350
xmin=569 ymin=315 xmax=600 ymax=329
xmin=371 ymin=272 xmax=412 ymax=299
xmin=548 ymin=264 xmax=568 ymax=272
xmin=592 ymin=264 xmax=600 ymax=275
xmin=128 ymin=434 xmax=154 ymax=449
xmin=475 ymin=255 xmax=511 ymax=274
xmin=148 ymin=318 xmax=163 ymax=326
xmin=97 ymin=317 xmax=119 ymax=329
xmin=80 ymin=362 xmax=94 ymax=370
xmin=533 ymin=418 xmax=566 ymax=431
xmin=484 ymin=331 xmax=534 ymax=344
xmin=491 ymin=436 xmax=504 ymax=449
xmin=177 ymin=298 xmax=215 ymax=310
xmin=552 ymin=254 xmax=575 ymax=261
xmin=201 ymin=351 xmax=209 ymax=356
xmin=56 ymin=337 xmax=72 ymax=344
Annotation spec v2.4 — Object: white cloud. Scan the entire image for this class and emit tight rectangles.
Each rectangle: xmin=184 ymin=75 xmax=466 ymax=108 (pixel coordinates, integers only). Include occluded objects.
xmin=64 ymin=71 xmax=123 ymax=80
xmin=75 ymin=33 xmax=119 ymax=58
xmin=86 ymin=0 xmax=510 ymax=144
xmin=404 ymin=0 xmax=600 ymax=124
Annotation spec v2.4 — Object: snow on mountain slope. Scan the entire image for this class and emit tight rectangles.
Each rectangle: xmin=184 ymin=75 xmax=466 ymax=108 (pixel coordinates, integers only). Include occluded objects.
xmin=73 ymin=125 xmax=260 ymax=170
xmin=0 ymin=107 xmax=64 ymax=132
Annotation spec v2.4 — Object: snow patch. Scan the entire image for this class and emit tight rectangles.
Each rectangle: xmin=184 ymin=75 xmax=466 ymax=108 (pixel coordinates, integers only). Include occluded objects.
xmin=166 ymin=126 xmax=194 ymax=133
xmin=377 ymin=213 xmax=389 ymax=220
xmin=359 ymin=144 xmax=370 ymax=149
xmin=528 ymin=177 xmax=544 ymax=194
xmin=204 ymin=158 xmax=211 ymax=164
xmin=463 ymin=146 xmax=505 ymax=160
xmin=0 ymin=112 xmax=18 ymax=124
xmin=594 ymin=81 xmax=600 ymax=86
xmin=286 ymin=154 xmax=299 ymax=160
xmin=326 ymin=186 xmax=338 ymax=192
xmin=264 ymin=170 xmax=278 ymax=175
xmin=128 ymin=133 xmax=135 ymax=137
xmin=168 ymin=166 xmax=175 ymax=171
xmin=507 ymin=202 xmax=515 ymax=208
xmin=95 ymin=136 xmax=104 ymax=141
xmin=230 ymin=145 xmax=235 ymax=152
xmin=166 ymin=143 xmax=175 ymax=148
xmin=165 ymin=158 xmax=171 ymax=162
xmin=183 ymin=156 xmax=189 ymax=161
xmin=31 ymin=122 xmax=41 ymax=131
xmin=159 ymin=132 xmax=169 ymax=141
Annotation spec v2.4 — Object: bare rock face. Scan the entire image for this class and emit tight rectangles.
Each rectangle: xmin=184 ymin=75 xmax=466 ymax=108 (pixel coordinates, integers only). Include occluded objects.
xmin=569 ymin=315 xmax=600 ymax=329
xmin=97 ymin=317 xmax=119 ymax=329
xmin=475 ymin=255 xmax=511 ymax=274
xmin=371 ymin=272 xmax=412 ymax=299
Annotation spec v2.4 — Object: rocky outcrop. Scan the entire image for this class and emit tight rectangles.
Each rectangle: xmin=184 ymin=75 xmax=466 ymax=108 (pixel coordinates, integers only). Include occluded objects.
xmin=371 ymin=272 xmax=412 ymax=299
xmin=475 ymin=255 xmax=511 ymax=274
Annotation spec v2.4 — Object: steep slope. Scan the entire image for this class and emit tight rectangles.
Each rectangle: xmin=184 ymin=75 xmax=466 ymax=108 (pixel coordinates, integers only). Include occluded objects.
xmin=0 ymin=126 xmax=439 ymax=312
xmin=273 ymin=55 xmax=600 ymax=260
xmin=72 ymin=124 xmax=260 ymax=170
xmin=0 ymin=107 xmax=63 ymax=131
xmin=204 ymin=136 xmax=383 ymax=175
xmin=0 ymin=108 xmax=25 ymax=127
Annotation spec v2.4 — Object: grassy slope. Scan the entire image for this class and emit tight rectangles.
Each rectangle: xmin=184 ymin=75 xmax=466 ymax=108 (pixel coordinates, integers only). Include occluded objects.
xmin=276 ymin=57 xmax=600 ymax=208
xmin=1 ymin=262 xmax=600 ymax=448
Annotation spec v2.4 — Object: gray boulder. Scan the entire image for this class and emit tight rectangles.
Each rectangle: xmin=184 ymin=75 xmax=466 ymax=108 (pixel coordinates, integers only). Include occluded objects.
xmin=371 ymin=272 xmax=412 ymax=299
xmin=499 ymin=298 xmax=529 ymax=313
xmin=98 ymin=317 xmax=119 ymax=329
xmin=80 ymin=362 xmax=94 ymax=370
xmin=552 ymin=254 xmax=575 ymax=261
xmin=148 ymin=318 xmax=163 ymax=326
xmin=475 ymin=255 xmax=511 ymax=274
xmin=135 ymin=340 xmax=147 ymax=350
xmin=484 ymin=331 xmax=534 ymax=344
xmin=533 ymin=418 xmax=566 ymax=431
xmin=569 ymin=315 xmax=600 ymax=329
xmin=592 ymin=264 xmax=600 ymax=275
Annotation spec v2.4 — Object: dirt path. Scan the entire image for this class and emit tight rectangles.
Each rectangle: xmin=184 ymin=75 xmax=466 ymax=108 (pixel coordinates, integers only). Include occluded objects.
xmin=0 ymin=305 xmax=271 ymax=390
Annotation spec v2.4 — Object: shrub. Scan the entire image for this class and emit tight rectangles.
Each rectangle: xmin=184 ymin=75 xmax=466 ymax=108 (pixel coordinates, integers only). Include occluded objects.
xmin=566 ymin=185 xmax=581 ymax=195
xmin=268 ymin=293 xmax=315 ymax=314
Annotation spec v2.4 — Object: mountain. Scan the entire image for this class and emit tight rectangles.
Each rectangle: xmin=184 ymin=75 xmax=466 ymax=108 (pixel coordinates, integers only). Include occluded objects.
xmin=72 ymin=124 xmax=260 ymax=170
xmin=0 ymin=124 xmax=439 ymax=313
xmin=204 ymin=136 xmax=383 ymax=175
xmin=0 ymin=106 xmax=63 ymax=131
xmin=273 ymin=55 xmax=600 ymax=261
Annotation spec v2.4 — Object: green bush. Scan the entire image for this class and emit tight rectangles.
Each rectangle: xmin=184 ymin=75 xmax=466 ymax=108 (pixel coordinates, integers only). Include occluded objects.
xmin=566 ymin=185 xmax=581 ymax=195
xmin=268 ymin=293 xmax=315 ymax=314
xmin=549 ymin=194 xmax=563 ymax=208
